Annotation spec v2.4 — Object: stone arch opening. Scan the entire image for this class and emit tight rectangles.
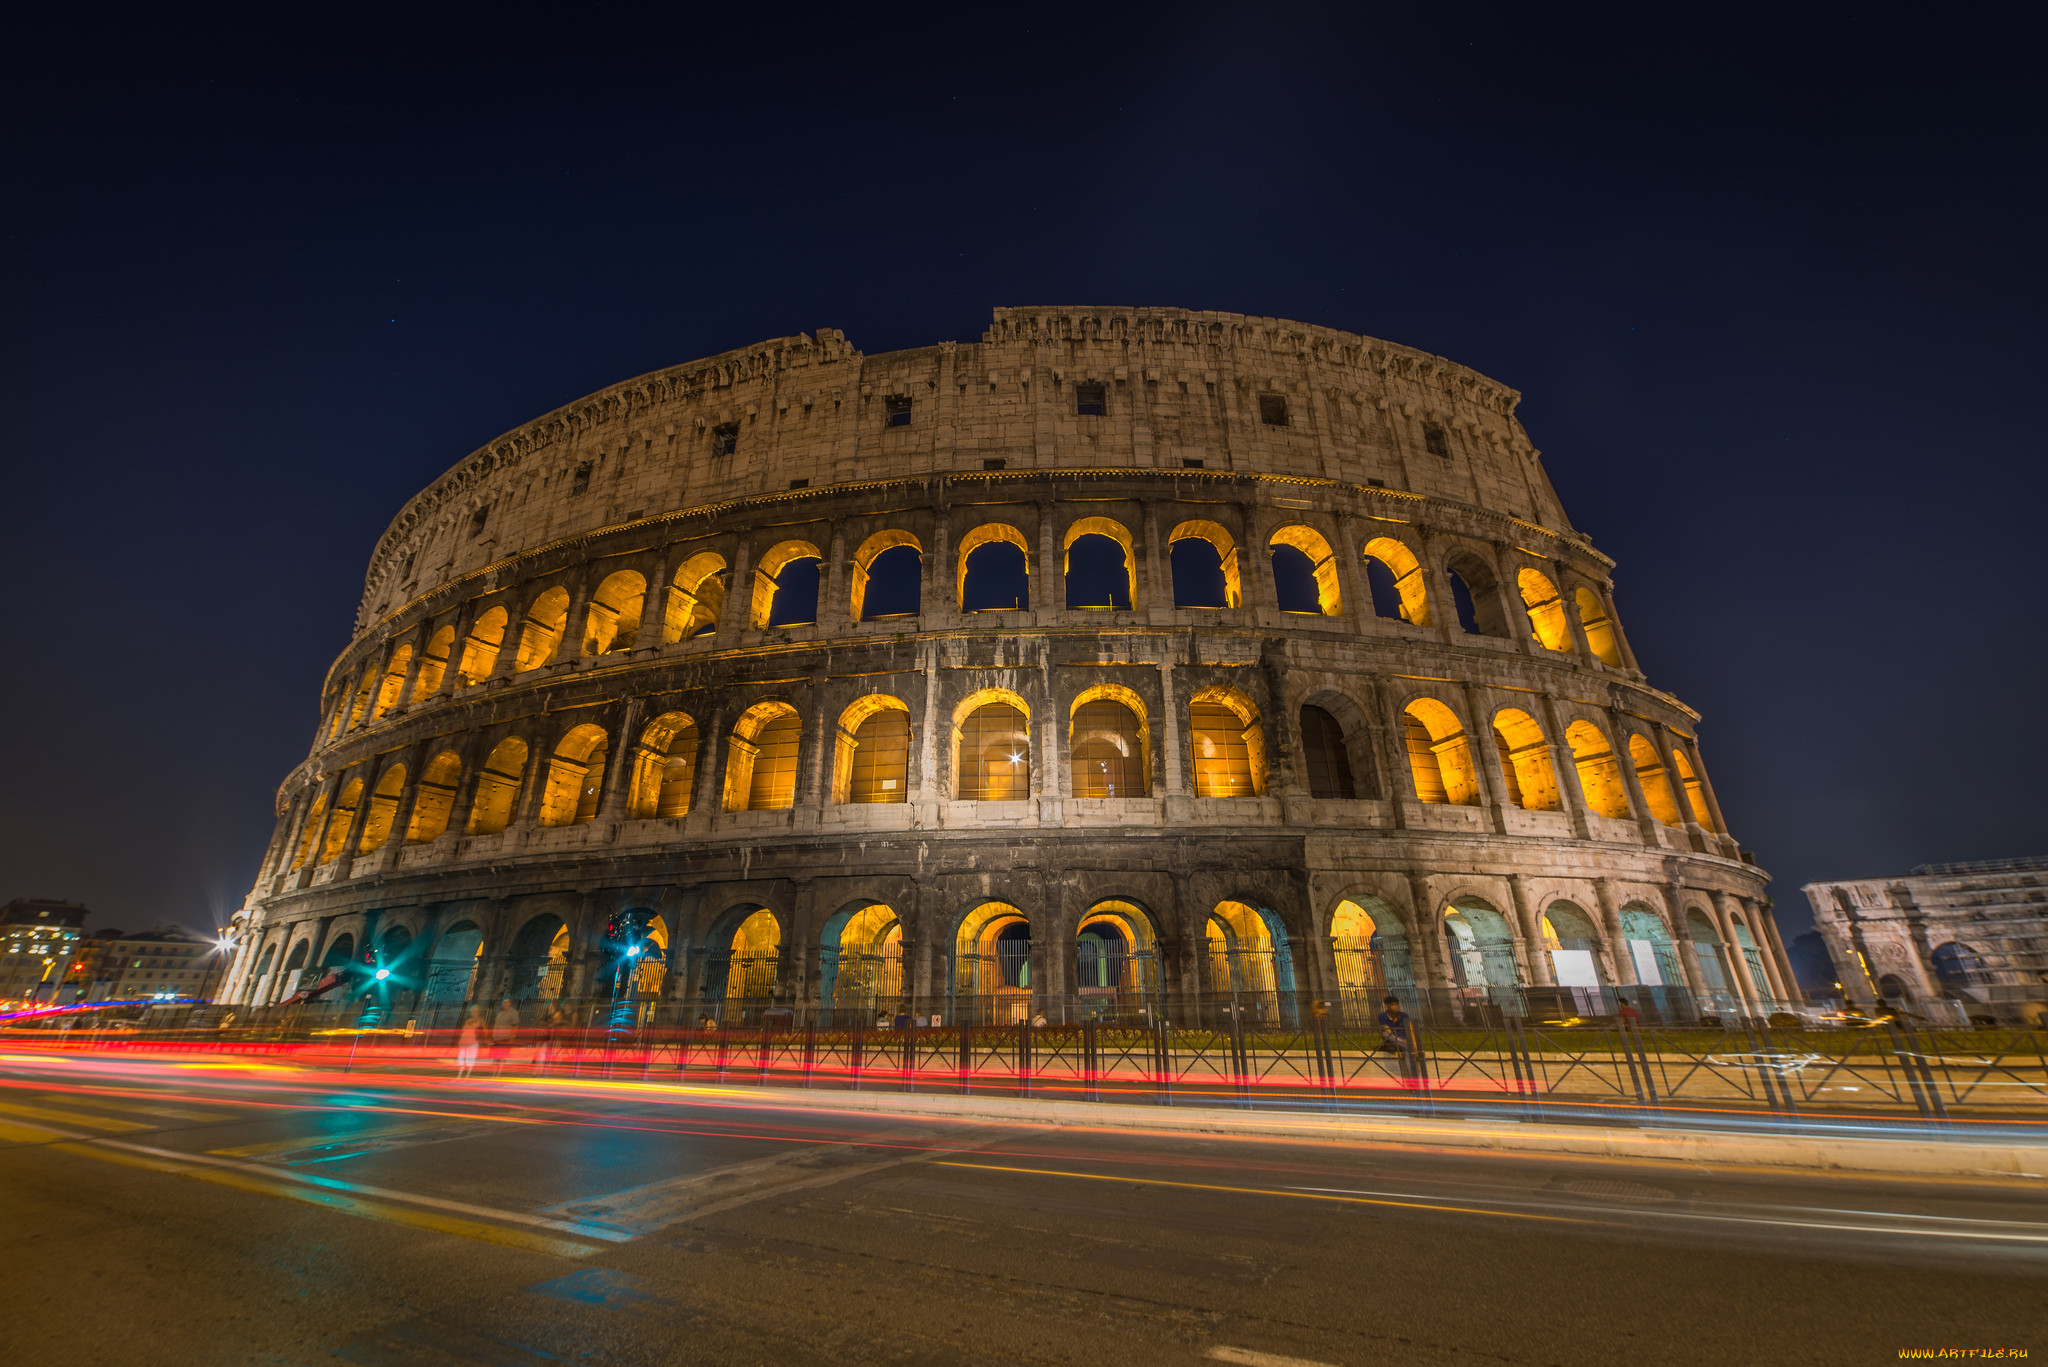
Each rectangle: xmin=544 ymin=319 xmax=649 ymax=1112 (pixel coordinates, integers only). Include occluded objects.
xmin=1564 ymin=721 xmax=1631 ymax=819
xmin=291 ymin=791 xmax=328 ymax=870
xmin=1360 ymin=536 xmax=1430 ymax=625
xmin=1202 ymin=900 xmax=1297 ymax=1024
xmin=1167 ymin=520 xmax=1240 ymax=609
xmin=833 ymin=694 xmax=912 ymax=804
xmin=1620 ymin=905 xmax=1683 ymax=1002
xmin=1516 ymin=567 xmax=1571 ymax=651
xmin=319 ymin=777 xmax=363 ymax=864
xmin=1269 ymin=525 xmax=1341 ymax=616
xmin=583 ymin=570 xmax=647 ymax=655
xmin=358 ymin=763 xmax=407 ymax=854
xmin=1076 ymin=900 xmax=1162 ymax=1017
xmin=1491 ymin=709 xmax=1560 ymax=811
xmin=459 ymin=605 xmax=508 ymax=684
xmin=372 ymin=645 xmax=412 ymax=719
xmin=723 ymin=701 xmax=802 ymax=811
xmin=1187 ymin=686 xmax=1266 ymax=797
xmin=1574 ymin=586 xmax=1623 ymax=666
xmin=820 ymin=902 xmax=903 ymax=1024
xmin=951 ymin=901 xmax=1031 ymax=1022
xmin=538 ymin=723 xmax=609 ymax=827
xmin=1063 ymin=517 xmax=1134 ymax=610
xmin=752 ymin=541 xmax=822 ymax=628
xmin=415 ymin=624 xmax=454 ymax=696
xmin=1069 ymin=686 xmax=1149 ymax=798
xmin=1330 ymin=896 xmax=1413 ymax=1011
xmin=704 ymin=907 xmax=782 ymax=1018
xmin=407 ymin=751 xmax=462 ymax=842
xmin=1628 ymin=734 xmax=1683 ymax=826
xmin=1444 ymin=551 xmax=1507 ymax=636
xmin=958 ymin=524 xmax=1030 ymax=612
xmin=467 ymin=737 xmax=530 ymax=835
xmin=628 ymin=712 xmax=699 ymax=819
xmin=1402 ymin=698 xmax=1477 ymax=806
xmin=515 ymin=586 xmax=571 ymax=670
xmin=1932 ymin=941 xmax=1989 ymax=994
xmin=851 ymin=530 xmax=922 ymax=621
xmin=663 ymin=552 xmax=728 ymax=642
xmin=1687 ymin=909 xmax=1732 ymax=995
xmin=1670 ymin=748 xmax=1716 ymax=829
xmin=504 ymin=913 xmax=568 ymax=1001
xmin=952 ymin=690 xmax=1031 ymax=801
xmin=1444 ymin=898 xmax=1521 ymax=999
xmin=426 ymin=921 xmax=483 ymax=1003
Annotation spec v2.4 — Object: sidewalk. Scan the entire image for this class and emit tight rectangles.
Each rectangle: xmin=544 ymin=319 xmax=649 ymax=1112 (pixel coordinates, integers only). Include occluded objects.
xmin=504 ymin=1074 xmax=2048 ymax=1181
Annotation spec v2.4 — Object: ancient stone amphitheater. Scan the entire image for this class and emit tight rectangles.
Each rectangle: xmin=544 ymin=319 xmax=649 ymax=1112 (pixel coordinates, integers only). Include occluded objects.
xmin=222 ymin=307 xmax=1796 ymax=1027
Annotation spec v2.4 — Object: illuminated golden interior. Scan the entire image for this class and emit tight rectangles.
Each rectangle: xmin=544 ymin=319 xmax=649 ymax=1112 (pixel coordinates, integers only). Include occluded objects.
xmin=952 ymin=691 xmax=1031 ymax=800
xmin=1329 ymin=898 xmax=1386 ymax=992
xmin=538 ymin=723 xmax=609 ymax=827
xmin=1206 ymin=900 xmax=1278 ymax=995
xmin=1491 ymin=707 xmax=1560 ymax=810
xmin=727 ymin=909 xmax=781 ymax=998
xmin=1627 ymin=732 xmax=1683 ymax=826
xmin=833 ymin=694 xmax=911 ymax=804
xmin=723 ymin=701 xmax=802 ymax=811
xmin=1069 ymin=686 xmax=1149 ymax=798
xmin=415 ymin=625 xmax=452 ymax=697
xmin=849 ymin=530 xmax=922 ymax=622
xmin=372 ymin=645 xmax=412 ymax=719
xmin=1564 ymin=720 xmax=1630 ymax=819
xmin=1516 ymin=567 xmax=1571 ymax=651
xmin=954 ymin=901 xmax=1030 ymax=998
xmin=583 ymin=570 xmax=646 ymax=654
xmin=458 ymin=606 xmax=507 ymax=684
xmin=1574 ymin=586 xmax=1623 ymax=666
xmin=467 ymin=736 xmax=530 ymax=834
xmin=1077 ymin=900 xmax=1156 ymax=992
xmin=628 ymin=711 xmax=698 ymax=819
xmin=663 ymin=551 xmax=727 ymax=642
xmin=1359 ymin=536 xmax=1431 ymax=625
xmin=1269 ymin=525 xmax=1343 ymax=615
xmin=356 ymin=763 xmax=406 ymax=854
xmin=291 ymin=792 xmax=328 ymax=869
xmin=514 ymin=586 xmax=570 ymax=671
xmin=831 ymin=903 xmax=902 ymax=1008
xmin=1187 ymin=686 xmax=1266 ymax=797
xmin=1167 ymin=520 xmax=1242 ymax=608
xmin=406 ymin=750 xmax=462 ymax=842
xmin=1402 ymin=698 xmax=1476 ymax=805
xmin=319 ymin=777 xmax=362 ymax=863
xmin=1670 ymin=747 xmax=1715 ymax=829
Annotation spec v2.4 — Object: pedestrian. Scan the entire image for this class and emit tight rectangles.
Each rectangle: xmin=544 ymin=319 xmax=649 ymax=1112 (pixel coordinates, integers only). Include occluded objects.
xmin=1616 ymin=996 xmax=1641 ymax=1028
xmin=1376 ymin=994 xmax=1417 ymax=1076
xmin=492 ymin=997 xmax=520 ymax=1072
xmin=1310 ymin=999 xmax=1330 ymax=1025
xmin=455 ymin=1008 xmax=481 ymax=1079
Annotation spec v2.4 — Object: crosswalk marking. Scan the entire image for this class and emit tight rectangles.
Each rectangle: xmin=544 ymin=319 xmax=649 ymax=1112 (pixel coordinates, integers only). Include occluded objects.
xmin=0 ymin=1099 xmax=154 ymax=1132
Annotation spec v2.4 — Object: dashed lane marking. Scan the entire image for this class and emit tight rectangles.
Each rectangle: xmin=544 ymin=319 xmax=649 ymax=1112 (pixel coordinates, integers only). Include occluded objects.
xmin=1207 ymin=1348 xmax=1342 ymax=1367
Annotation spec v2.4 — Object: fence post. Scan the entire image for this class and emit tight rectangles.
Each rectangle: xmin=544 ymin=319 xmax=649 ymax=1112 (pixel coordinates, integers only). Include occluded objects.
xmin=850 ymin=1023 xmax=865 ymax=1091
xmin=802 ymin=1020 xmax=817 ymax=1088
xmin=957 ymin=1021 xmax=973 ymax=1096
xmin=1626 ymin=1020 xmax=1660 ymax=1110
xmin=1083 ymin=1018 xmax=1099 ymax=1102
xmin=1154 ymin=1017 xmax=1174 ymax=1105
xmin=1017 ymin=1018 xmax=1033 ymax=1099
xmin=902 ymin=1019 xmax=917 ymax=1095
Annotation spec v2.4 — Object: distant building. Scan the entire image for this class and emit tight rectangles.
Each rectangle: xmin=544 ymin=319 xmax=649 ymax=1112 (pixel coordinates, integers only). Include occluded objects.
xmin=85 ymin=924 xmax=224 ymax=1002
xmin=1803 ymin=857 xmax=2048 ymax=1025
xmin=0 ymin=899 xmax=89 ymax=1003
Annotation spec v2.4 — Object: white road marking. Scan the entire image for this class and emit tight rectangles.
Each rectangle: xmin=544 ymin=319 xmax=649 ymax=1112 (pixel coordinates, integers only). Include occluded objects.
xmin=1207 ymin=1347 xmax=1342 ymax=1367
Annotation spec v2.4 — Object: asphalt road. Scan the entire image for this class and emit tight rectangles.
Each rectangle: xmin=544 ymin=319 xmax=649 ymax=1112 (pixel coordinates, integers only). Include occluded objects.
xmin=0 ymin=1050 xmax=2041 ymax=1366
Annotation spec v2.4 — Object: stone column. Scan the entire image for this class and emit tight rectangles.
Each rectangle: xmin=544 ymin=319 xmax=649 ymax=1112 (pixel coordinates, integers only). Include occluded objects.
xmin=1742 ymin=897 xmax=1793 ymax=1005
xmin=1238 ymin=503 xmax=1278 ymax=618
xmin=1598 ymin=586 xmax=1643 ymax=673
xmin=1374 ymin=676 xmax=1420 ymax=826
xmin=1535 ymin=694 xmax=1593 ymax=840
xmin=598 ymin=698 xmax=644 ymax=819
xmin=561 ymin=892 xmax=605 ymax=1005
xmin=1757 ymin=902 xmax=1803 ymax=1005
xmin=1708 ymin=890 xmax=1762 ymax=1012
xmin=1158 ymin=659 xmax=1186 ymax=795
xmin=1605 ymin=711 xmax=1662 ymax=847
xmin=557 ymin=579 xmax=596 ymax=663
xmin=435 ymin=603 xmax=476 ymax=698
xmin=1554 ymin=562 xmax=1595 ymax=660
xmin=1592 ymin=877 xmax=1638 ymax=987
xmin=1507 ymin=874 xmax=1553 ymax=987
xmin=392 ymin=629 xmax=429 ymax=710
xmin=718 ymin=541 xmax=754 ymax=641
xmin=1403 ymin=872 xmax=1450 ymax=994
xmin=821 ymin=521 xmax=849 ymax=628
xmin=1458 ymin=683 xmax=1511 ymax=834
xmin=1662 ymin=884 xmax=1709 ymax=997
xmin=511 ymin=726 xmax=552 ymax=829
xmin=1032 ymin=499 xmax=1057 ymax=619
xmin=636 ymin=556 xmax=673 ymax=650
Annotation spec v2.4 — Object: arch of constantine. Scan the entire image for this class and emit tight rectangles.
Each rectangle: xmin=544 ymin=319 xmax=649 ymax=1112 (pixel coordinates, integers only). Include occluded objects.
xmin=222 ymin=307 xmax=1796 ymax=1026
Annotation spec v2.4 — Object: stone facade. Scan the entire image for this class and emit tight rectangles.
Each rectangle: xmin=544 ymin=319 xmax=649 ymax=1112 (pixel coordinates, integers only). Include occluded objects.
xmin=1804 ymin=857 xmax=2048 ymax=1025
xmin=221 ymin=306 xmax=1790 ymax=1025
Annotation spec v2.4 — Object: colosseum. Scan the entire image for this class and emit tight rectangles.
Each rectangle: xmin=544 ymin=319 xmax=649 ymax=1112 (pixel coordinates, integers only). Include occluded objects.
xmin=220 ymin=306 xmax=1798 ymax=1029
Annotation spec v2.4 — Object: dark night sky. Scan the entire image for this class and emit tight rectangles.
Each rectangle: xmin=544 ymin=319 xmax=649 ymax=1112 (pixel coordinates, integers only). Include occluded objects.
xmin=4 ymin=6 xmax=2042 ymax=941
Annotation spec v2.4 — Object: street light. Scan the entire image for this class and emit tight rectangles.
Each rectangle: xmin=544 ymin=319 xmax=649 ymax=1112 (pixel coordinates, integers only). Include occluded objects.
xmin=373 ymin=968 xmax=391 ymax=981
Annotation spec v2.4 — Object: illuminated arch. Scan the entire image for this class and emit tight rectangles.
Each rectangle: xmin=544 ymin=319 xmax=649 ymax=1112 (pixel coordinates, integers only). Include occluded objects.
xmin=1167 ymin=520 xmax=1241 ymax=608
xmin=1564 ymin=720 xmax=1631 ymax=819
xmin=1444 ymin=551 xmax=1507 ymax=636
xmin=751 ymin=540 xmax=822 ymax=628
xmin=318 ymin=776 xmax=363 ymax=864
xmin=537 ymin=723 xmax=609 ymax=827
xmin=1360 ymin=536 xmax=1431 ymax=625
xmin=1574 ymin=586 xmax=1624 ymax=666
xmin=723 ymin=701 xmax=802 ymax=811
xmin=1062 ymin=516 xmax=1135 ymax=610
xmin=1541 ymin=900 xmax=1602 ymax=992
xmin=1490 ymin=708 xmax=1560 ymax=811
xmin=1329 ymin=896 xmax=1407 ymax=996
xmin=1076 ymin=899 xmax=1160 ymax=996
xmin=712 ymin=907 xmax=782 ymax=1003
xmin=458 ymin=605 xmax=508 ymax=684
xmin=833 ymin=693 xmax=912 ymax=804
xmin=957 ymin=523 xmax=1031 ymax=611
xmin=955 ymin=901 xmax=1031 ymax=1002
xmin=371 ymin=645 xmax=412 ymax=720
xmin=627 ymin=711 xmax=699 ymax=819
xmin=1626 ymin=733 xmax=1683 ymax=826
xmin=582 ymin=570 xmax=647 ymax=655
xmin=821 ymin=903 xmax=903 ymax=1017
xmin=1444 ymin=898 xmax=1522 ymax=990
xmin=466 ymin=736 xmax=530 ymax=834
xmin=341 ymin=665 xmax=376 ymax=734
xmin=1517 ymin=567 xmax=1571 ymax=651
xmin=514 ymin=586 xmax=571 ymax=671
xmin=356 ymin=763 xmax=407 ymax=855
xmin=1670 ymin=748 xmax=1716 ymax=829
xmin=663 ymin=551 xmax=728 ymax=642
xmin=1401 ymin=698 xmax=1477 ymax=805
xmin=951 ymin=689 xmax=1031 ymax=801
xmin=1187 ymin=686 xmax=1266 ymax=796
xmin=290 ymin=791 xmax=328 ymax=870
xmin=1687 ymin=909 xmax=1732 ymax=993
xmin=414 ymin=624 xmax=454 ymax=697
xmin=1069 ymin=684 xmax=1149 ymax=799
xmin=1620 ymin=904 xmax=1682 ymax=987
xmin=1268 ymin=525 xmax=1342 ymax=615
xmin=405 ymin=750 xmax=462 ymax=843
xmin=1204 ymin=901 xmax=1297 ymax=1006
xmin=850 ymin=530 xmax=923 ymax=621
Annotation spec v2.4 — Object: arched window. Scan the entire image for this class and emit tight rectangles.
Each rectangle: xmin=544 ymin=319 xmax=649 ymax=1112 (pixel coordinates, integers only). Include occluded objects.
xmin=958 ymin=524 xmax=1031 ymax=612
xmin=425 ymin=922 xmax=484 ymax=1003
xmin=1299 ymin=705 xmax=1356 ymax=799
xmin=1516 ymin=568 xmax=1571 ymax=651
xmin=1070 ymin=688 xmax=1148 ymax=798
xmin=458 ymin=606 xmax=508 ymax=684
xmin=318 ymin=777 xmax=363 ymax=863
xmin=1574 ymin=586 xmax=1624 ymax=667
xmin=822 ymin=903 xmax=903 ymax=1017
xmin=662 ymin=552 xmax=728 ymax=642
xmin=415 ymin=624 xmax=454 ymax=697
xmin=1360 ymin=537 xmax=1431 ymax=625
xmin=357 ymin=764 xmax=407 ymax=855
xmin=1491 ymin=708 xmax=1560 ymax=811
xmin=341 ymin=666 xmax=376 ymax=734
xmin=1076 ymin=901 xmax=1160 ymax=1002
xmin=751 ymin=541 xmax=821 ymax=628
xmin=1542 ymin=902 xmax=1603 ymax=987
xmin=466 ymin=737 xmax=530 ymax=834
xmin=1188 ymin=688 xmax=1266 ymax=797
xmin=628 ymin=712 xmax=699 ymax=819
xmin=246 ymin=944 xmax=276 ymax=1004
xmin=833 ymin=695 xmax=912 ymax=804
xmin=954 ymin=694 xmax=1030 ymax=800
xmin=1445 ymin=900 xmax=1522 ymax=991
xmin=723 ymin=702 xmax=803 ymax=811
xmin=406 ymin=751 xmax=462 ymax=843
xmin=1669 ymin=748 xmax=1716 ymax=829
xmin=850 ymin=531 xmax=922 ymax=621
xmin=1329 ymin=898 xmax=1399 ymax=997
xmin=1063 ymin=517 xmax=1134 ymax=610
xmin=1269 ymin=526 xmax=1342 ymax=616
xmin=1620 ymin=905 xmax=1682 ymax=987
xmin=954 ymin=902 xmax=1031 ymax=1008
xmin=1168 ymin=520 xmax=1240 ymax=608
xmin=1564 ymin=721 xmax=1631 ymax=819
xmin=1444 ymin=553 xmax=1506 ymax=636
xmin=582 ymin=570 xmax=646 ymax=655
xmin=1401 ymin=699 xmax=1477 ymax=805
xmin=372 ymin=645 xmax=412 ymax=720
xmin=716 ymin=908 xmax=782 ymax=1003
xmin=514 ymin=587 xmax=571 ymax=671
xmin=1627 ymin=733 xmax=1683 ymax=826
xmin=290 ymin=791 xmax=328 ymax=870
xmin=1203 ymin=901 xmax=1297 ymax=1009
xmin=1687 ymin=909 xmax=1730 ymax=993
xmin=1932 ymin=942 xmax=1990 ymax=992
xmin=539 ymin=723 xmax=609 ymax=827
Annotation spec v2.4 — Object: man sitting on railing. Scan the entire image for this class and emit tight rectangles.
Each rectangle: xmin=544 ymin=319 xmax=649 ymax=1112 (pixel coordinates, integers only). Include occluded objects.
xmin=1376 ymin=995 xmax=1416 ymax=1060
